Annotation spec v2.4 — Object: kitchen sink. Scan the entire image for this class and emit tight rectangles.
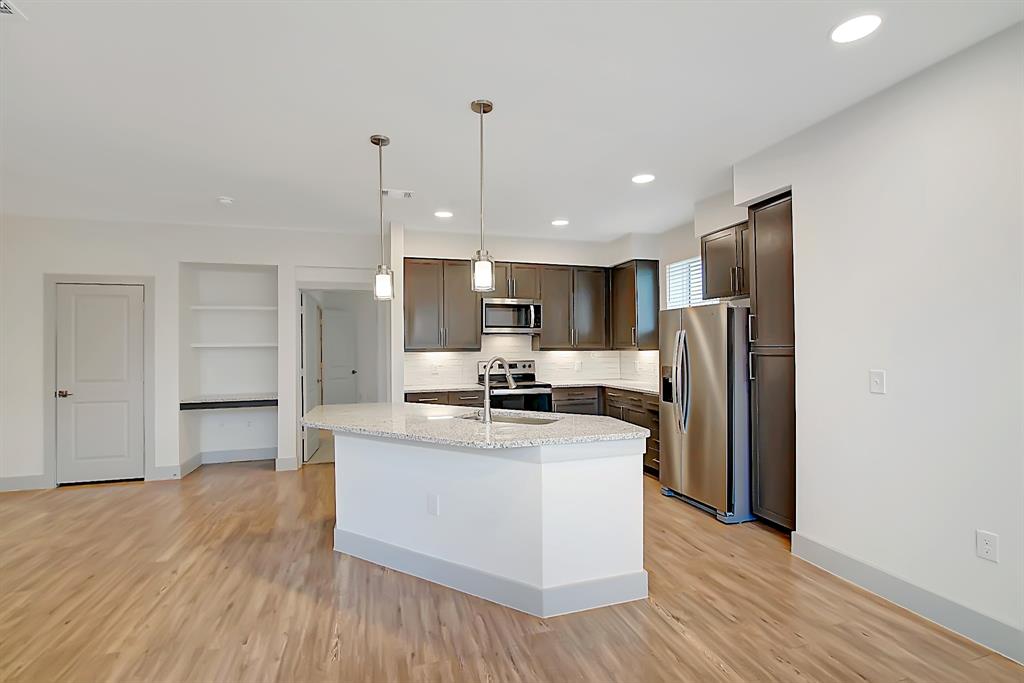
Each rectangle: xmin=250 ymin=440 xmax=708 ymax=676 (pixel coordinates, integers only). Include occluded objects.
xmin=460 ymin=414 xmax=560 ymax=426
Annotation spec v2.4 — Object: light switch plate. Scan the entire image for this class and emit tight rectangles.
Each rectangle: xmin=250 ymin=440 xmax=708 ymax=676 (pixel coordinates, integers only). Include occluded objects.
xmin=869 ymin=369 xmax=886 ymax=394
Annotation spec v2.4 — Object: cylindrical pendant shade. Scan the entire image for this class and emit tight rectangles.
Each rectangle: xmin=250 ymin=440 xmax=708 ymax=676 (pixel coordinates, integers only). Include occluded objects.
xmin=471 ymin=250 xmax=495 ymax=292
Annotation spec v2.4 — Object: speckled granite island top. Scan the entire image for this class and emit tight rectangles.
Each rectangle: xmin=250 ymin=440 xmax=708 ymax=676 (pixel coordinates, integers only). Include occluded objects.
xmin=301 ymin=402 xmax=649 ymax=450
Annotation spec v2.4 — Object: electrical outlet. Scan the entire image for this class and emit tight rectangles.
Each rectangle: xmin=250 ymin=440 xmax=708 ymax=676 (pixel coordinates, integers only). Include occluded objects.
xmin=427 ymin=493 xmax=441 ymax=517
xmin=976 ymin=530 xmax=998 ymax=562
xmin=869 ymin=369 xmax=886 ymax=394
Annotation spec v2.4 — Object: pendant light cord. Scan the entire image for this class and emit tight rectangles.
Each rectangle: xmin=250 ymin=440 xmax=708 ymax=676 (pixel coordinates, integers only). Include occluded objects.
xmin=479 ymin=106 xmax=485 ymax=253
xmin=378 ymin=142 xmax=385 ymax=265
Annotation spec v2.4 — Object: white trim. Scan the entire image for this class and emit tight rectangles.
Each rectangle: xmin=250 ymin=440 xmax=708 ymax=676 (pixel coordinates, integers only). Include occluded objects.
xmin=335 ymin=527 xmax=649 ymax=618
xmin=201 ymin=447 xmax=276 ymax=464
xmin=793 ymin=532 xmax=1023 ymax=664
xmin=275 ymin=457 xmax=299 ymax=471
xmin=0 ymin=474 xmax=53 ymax=492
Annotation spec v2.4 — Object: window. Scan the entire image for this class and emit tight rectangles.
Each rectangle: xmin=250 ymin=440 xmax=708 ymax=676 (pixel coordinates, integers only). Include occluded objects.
xmin=665 ymin=257 xmax=716 ymax=309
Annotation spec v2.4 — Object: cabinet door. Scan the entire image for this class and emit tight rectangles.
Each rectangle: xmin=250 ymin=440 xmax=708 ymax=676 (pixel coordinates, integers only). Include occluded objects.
xmin=634 ymin=260 xmax=660 ymax=350
xmin=405 ymin=391 xmax=449 ymax=405
xmin=404 ymin=259 xmax=444 ymax=351
xmin=750 ymin=350 xmax=796 ymax=530
xmin=442 ymin=260 xmax=481 ymax=350
xmin=701 ymin=225 xmax=739 ymax=299
xmin=538 ymin=266 xmax=574 ymax=349
xmin=749 ymin=197 xmax=794 ymax=347
xmin=510 ymin=263 xmax=541 ymax=299
xmin=448 ymin=390 xmax=484 ymax=407
xmin=572 ymin=267 xmax=608 ymax=349
xmin=736 ymin=221 xmax=752 ymax=296
xmin=611 ymin=262 xmax=637 ymax=349
xmin=492 ymin=262 xmax=511 ymax=298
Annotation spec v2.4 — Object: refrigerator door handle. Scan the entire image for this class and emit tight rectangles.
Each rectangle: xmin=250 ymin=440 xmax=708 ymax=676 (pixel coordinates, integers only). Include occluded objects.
xmin=681 ymin=328 xmax=691 ymax=432
xmin=672 ymin=329 xmax=683 ymax=434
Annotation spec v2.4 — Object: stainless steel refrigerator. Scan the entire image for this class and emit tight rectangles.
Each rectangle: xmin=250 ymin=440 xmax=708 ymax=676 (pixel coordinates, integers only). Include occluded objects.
xmin=659 ymin=303 xmax=754 ymax=523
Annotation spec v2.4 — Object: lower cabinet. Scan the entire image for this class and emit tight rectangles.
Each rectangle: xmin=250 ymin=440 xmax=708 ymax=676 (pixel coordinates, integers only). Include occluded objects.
xmin=405 ymin=390 xmax=484 ymax=407
xmin=552 ymin=386 xmax=600 ymax=415
xmin=601 ymin=388 xmax=660 ymax=475
xmin=749 ymin=350 xmax=796 ymax=530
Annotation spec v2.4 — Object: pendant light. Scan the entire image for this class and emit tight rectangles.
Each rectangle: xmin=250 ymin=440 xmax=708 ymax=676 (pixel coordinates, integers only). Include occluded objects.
xmin=370 ymin=134 xmax=394 ymax=301
xmin=470 ymin=99 xmax=495 ymax=292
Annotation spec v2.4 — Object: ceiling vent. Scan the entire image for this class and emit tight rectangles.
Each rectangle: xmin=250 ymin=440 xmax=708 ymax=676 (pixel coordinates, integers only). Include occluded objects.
xmin=0 ymin=1 xmax=28 ymax=19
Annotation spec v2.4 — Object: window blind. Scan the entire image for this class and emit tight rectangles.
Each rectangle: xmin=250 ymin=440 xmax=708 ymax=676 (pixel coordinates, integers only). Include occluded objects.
xmin=665 ymin=257 xmax=714 ymax=308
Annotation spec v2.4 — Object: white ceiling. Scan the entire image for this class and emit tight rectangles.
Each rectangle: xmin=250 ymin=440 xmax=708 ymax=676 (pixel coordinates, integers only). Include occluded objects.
xmin=2 ymin=1 xmax=1021 ymax=241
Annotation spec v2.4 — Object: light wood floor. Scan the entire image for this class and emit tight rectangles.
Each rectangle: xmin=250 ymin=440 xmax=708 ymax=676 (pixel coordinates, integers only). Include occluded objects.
xmin=1 ymin=463 xmax=1019 ymax=682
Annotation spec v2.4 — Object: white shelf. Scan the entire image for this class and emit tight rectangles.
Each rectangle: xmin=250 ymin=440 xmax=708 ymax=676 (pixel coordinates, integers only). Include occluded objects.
xmin=191 ymin=305 xmax=278 ymax=311
xmin=190 ymin=342 xmax=278 ymax=349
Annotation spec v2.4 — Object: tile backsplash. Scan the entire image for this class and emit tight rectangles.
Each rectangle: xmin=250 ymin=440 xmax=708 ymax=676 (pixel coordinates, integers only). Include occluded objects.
xmin=404 ymin=335 xmax=659 ymax=387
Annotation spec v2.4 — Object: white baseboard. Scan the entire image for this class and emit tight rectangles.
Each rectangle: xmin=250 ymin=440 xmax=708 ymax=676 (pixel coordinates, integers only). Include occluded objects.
xmin=0 ymin=473 xmax=53 ymax=492
xmin=180 ymin=453 xmax=202 ymax=478
xmin=201 ymin=447 xmax=276 ymax=465
xmin=275 ymin=457 xmax=299 ymax=471
xmin=335 ymin=527 xmax=648 ymax=618
xmin=792 ymin=532 xmax=1023 ymax=664
xmin=145 ymin=464 xmax=183 ymax=481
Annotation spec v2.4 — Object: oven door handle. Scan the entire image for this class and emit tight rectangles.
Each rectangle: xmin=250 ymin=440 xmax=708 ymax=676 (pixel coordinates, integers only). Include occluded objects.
xmin=488 ymin=387 xmax=553 ymax=396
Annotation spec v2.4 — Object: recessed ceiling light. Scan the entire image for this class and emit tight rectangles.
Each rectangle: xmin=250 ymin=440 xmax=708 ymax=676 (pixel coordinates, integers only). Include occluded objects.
xmin=631 ymin=174 xmax=655 ymax=184
xmin=217 ymin=196 xmax=234 ymax=205
xmin=551 ymin=219 xmax=569 ymax=227
xmin=831 ymin=14 xmax=881 ymax=43
xmin=434 ymin=210 xmax=453 ymax=218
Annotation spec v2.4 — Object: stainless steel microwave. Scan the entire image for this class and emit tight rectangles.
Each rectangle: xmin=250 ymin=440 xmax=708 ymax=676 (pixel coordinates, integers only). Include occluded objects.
xmin=481 ymin=298 xmax=542 ymax=334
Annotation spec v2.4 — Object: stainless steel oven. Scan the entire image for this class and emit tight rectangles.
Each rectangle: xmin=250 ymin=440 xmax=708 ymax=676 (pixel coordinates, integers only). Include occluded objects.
xmin=476 ymin=359 xmax=553 ymax=412
xmin=481 ymin=298 xmax=542 ymax=334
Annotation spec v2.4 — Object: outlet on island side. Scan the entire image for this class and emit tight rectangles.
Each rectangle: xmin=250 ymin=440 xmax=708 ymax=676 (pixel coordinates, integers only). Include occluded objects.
xmin=976 ymin=530 xmax=999 ymax=563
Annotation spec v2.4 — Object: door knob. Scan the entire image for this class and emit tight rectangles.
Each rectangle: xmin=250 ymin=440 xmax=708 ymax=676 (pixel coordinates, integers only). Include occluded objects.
xmin=56 ymin=390 xmax=73 ymax=398
xmin=351 ymin=370 xmax=358 ymax=375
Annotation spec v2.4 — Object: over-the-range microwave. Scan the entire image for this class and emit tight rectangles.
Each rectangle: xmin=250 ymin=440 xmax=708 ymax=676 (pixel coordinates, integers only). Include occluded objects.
xmin=481 ymin=298 xmax=542 ymax=334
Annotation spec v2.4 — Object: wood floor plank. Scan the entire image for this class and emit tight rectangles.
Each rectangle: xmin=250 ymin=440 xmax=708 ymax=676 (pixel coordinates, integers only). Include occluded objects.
xmin=0 ymin=462 xmax=1018 ymax=682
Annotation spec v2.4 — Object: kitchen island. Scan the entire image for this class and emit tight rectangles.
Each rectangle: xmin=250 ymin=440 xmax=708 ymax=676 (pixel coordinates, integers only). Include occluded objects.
xmin=301 ymin=402 xmax=649 ymax=617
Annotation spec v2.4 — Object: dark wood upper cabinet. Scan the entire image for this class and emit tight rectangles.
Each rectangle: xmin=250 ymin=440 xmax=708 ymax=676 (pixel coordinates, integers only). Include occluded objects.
xmin=441 ymin=260 xmax=482 ymax=350
xmin=510 ymin=263 xmax=541 ymax=299
xmin=538 ymin=265 xmax=574 ymax=349
xmin=749 ymin=197 xmax=794 ymax=347
xmin=737 ymin=221 xmax=752 ymax=296
xmin=403 ymin=258 xmax=481 ymax=351
xmin=492 ymin=262 xmax=512 ymax=298
xmin=611 ymin=259 xmax=659 ymax=350
xmin=404 ymin=259 xmax=444 ymax=351
xmin=572 ymin=267 xmax=608 ymax=349
xmin=700 ymin=221 xmax=748 ymax=300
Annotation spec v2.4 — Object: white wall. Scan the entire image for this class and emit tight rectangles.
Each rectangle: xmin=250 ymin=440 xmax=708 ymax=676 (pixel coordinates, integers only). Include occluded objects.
xmin=734 ymin=24 xmax=1023 ymax=644
xmin=694 ymin=189 xmax=748 ymax=238
xmin=0 ymin=214 xmax=378 ymax=481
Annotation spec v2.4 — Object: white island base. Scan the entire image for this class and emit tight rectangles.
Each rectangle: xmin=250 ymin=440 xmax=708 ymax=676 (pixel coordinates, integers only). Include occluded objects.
xmin=306 ymin=403 xmax=649 ymax=618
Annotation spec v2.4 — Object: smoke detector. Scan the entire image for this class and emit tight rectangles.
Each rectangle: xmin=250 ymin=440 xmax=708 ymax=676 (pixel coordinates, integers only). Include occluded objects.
xmin=0 ymin=1 xmax=28 ymax=20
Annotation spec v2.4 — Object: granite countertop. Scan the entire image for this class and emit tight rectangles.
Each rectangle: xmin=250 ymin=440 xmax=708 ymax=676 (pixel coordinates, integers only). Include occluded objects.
xmin=301 ymin=402 xmax=649 ymax=450
xmin=404 ymin=379 xmax=659 ymax=396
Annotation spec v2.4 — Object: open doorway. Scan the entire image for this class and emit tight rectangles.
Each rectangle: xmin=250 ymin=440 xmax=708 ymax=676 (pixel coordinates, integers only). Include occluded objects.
xmin=299 ymin=288 xmax=383 ymax=464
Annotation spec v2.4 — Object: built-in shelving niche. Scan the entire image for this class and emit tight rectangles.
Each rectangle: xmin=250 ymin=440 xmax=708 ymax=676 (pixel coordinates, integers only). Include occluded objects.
xmin=179 ymin=263 xmax=279 ymax=470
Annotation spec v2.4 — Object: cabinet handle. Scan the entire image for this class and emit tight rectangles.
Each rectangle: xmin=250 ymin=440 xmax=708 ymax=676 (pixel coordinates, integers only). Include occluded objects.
xmin=748 ymin=314 xmax=756 ymax=343
xmin=730 ymin=267 xmax=738 ymax=293
xmin=736 ymin=266 xmax=744 ymax=291
xmin=748 ymin=352 xmax=756 ymax=381
xmin=418 ymin=397 xmax=439 ymax=402
xmin=457 ymin=395 xmax=479 ymax=401
xmin=631 ymin=326 xmax=636 ymax=346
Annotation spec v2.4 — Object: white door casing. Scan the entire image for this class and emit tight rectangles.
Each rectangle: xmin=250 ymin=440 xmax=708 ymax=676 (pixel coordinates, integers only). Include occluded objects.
xmin=301 ymin=294 xmax=322 ymax=460
xmin=56 ymin=284 xmax=145 ymax=483
xmin=322 ymin=308 xmax=357 ymax=404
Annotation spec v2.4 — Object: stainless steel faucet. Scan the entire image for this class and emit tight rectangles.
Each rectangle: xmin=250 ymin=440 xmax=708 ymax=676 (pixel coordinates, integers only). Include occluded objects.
xmin=482 ymin=356 xmax=517 ymax=424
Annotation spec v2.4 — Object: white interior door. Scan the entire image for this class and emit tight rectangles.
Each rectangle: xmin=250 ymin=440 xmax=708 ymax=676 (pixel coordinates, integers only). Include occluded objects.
xmin=322 ymin=309 xmax=358 ymax=404
xmin=302 ymin=295 xmax=322 ymax=460
xmin=56 ymin=283 xmax=145 ymax=483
